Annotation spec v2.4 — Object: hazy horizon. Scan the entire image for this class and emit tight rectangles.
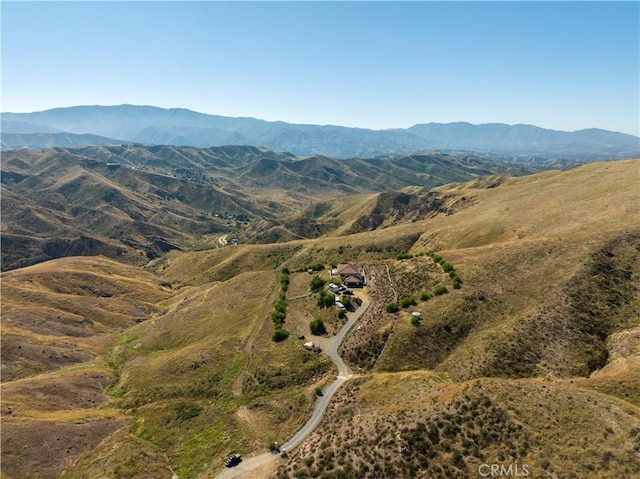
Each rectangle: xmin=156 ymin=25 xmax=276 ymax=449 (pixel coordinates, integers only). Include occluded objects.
xmin=2 ymin=1 xmax=638 ymax=136
xmin=3 ymin=102 xmax=639 ymax=138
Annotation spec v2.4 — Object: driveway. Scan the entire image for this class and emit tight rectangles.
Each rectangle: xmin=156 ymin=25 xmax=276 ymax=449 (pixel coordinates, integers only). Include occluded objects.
xmin=215 ymin=300 xmax=370 ymax=478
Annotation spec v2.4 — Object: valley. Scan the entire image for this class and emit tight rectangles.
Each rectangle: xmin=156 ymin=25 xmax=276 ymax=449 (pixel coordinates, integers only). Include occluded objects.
xmin=1 ymin=149 xmax=639 ymax=479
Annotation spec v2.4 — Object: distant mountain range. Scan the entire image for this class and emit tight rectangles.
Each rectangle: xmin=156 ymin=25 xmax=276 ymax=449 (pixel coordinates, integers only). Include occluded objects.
xmin=2 ymin=105 xmax=638 ymax=160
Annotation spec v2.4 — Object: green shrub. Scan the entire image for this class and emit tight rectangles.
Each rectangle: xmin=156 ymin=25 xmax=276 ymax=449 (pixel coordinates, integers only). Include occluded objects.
xmin=434 ymin=285 xmax=448 ymax=296
xmin=385 ymin=302 xmax=400 ymax=313
xmin=441 ymin=262 xmax=454 ymax=273
xmin=396 ymin=253 xmax=413 ymax=260
xmin=271 ymin=310 xmax=286 ymax=325
xmin=317 ymin=291 xmax=335 ymax=308
xmin=420 ymin=291 xmax=432 ymax=301
xmin=272 ymin=327 xmax=290 ymax=342
xmin=310 ymin=275 xmax=326 ymax=291
xmin=399 ymin=296 xmax=417 ymax=308
xmin=310 ymin=318 xmax=327 ymax=335
xmin=305 ymin=263 xmax=325 ymax=272
xmin=275 ymin=300 xmax=286 ymax=314
xmin=338 ymin=310 xmax=346 ymax=319
xmin=281 ymin=267 xmax=290 ymax=275
xmin=411 ymin=315 xmax=421 ymax=327
xmin=452 ymin=276 xmax=462 ymax=289
xmin=342 ymin=296 xmax=352 ymax=308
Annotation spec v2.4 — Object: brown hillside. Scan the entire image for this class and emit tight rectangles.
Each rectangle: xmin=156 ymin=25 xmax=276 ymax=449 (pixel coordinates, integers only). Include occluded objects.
xmin=1 ymin=256 xmax=172 ymax=381
xmin=277 ymin=372 xmax=640 ymax=479
xmin=1 ymin=158 xmax=639 ymax=479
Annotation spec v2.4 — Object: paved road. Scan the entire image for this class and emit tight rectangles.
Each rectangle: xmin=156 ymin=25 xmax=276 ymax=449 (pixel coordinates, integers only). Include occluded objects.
xmin=216 ymin=300 xmax=370 ymax=479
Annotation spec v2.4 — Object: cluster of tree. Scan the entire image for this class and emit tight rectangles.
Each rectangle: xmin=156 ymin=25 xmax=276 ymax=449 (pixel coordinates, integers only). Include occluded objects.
xmin=385 ymin=295 xmax=418 ymax=313
xmin=426 ymin=252 xmax=462 ymax=289
xmin=272 ymin=267 xmax=291 ymax=342
xmin=317 ymin=290 xmax=335 ymax=308
xmin=396 ymin=250 xmax=463 ymax=289
xmin=309 ymin=274 xmax=326 ymax=292
xmin=296 ymin=263 xmax=326 ymax=273
xmin=385 ymin=284 xmax=450 ymax=323
xmin=280 ymin=269 xmax=291 ymax=291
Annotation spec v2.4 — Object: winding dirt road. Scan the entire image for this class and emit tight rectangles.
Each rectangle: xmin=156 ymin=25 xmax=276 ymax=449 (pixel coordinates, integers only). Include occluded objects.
xmin=215 ymin=300 xmax=370 ymax=479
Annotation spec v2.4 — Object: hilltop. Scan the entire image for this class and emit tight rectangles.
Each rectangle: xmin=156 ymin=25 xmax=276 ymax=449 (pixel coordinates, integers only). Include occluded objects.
xmin=1 ymin=158 xmax=639 ymax=479
xmin=3 ymin=105 xmax=638 ymax=160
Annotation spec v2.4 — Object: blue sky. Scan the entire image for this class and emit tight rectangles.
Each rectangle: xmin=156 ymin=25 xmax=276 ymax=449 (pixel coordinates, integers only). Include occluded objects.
xmin=1 ymin=1 xmax=639 ymax=135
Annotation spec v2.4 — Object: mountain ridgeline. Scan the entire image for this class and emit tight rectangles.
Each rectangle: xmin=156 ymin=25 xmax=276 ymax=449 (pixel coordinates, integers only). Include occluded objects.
xmin=0 ymin=144 xmax=535 ymax=271
xmin=3 ymin=105 xmax=638 ymax=160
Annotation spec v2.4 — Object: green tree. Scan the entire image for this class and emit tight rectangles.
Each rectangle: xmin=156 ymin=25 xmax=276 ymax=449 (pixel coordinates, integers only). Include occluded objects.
xmin=275 ymin=300 xmax=286 ymax=314
xmin=341 ymin=295 xmax=352 ymax=309
xmin=434 ymin=285 xmax=448 ymax=296
xmin=271 ymin=310 xmax=286 ymax=325
xmin=310 ymin=318 xmax=327 ymax=335
xmin=385 ymin=302 xmax=399 ymax=313
xmin=272 ymin=327 xmax=290 ymax=342
xmin=400 ymin=296 xmax=417 ymax=308
xmin=441 ymin=262 xmax=454 ymax=273
xmin=310 ymin=275 xmax=326 ymax=291
xmin=317 ymin=291 xmax=335 ymax=308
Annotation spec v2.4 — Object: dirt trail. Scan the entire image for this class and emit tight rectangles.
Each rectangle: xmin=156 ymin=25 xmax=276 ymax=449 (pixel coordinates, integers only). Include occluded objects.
xmin=231 ymin=272 xmax=281 ymax=397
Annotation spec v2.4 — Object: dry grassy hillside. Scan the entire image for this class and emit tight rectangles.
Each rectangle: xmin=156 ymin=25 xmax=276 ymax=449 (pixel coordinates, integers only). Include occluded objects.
xmin=272 ymin=159 xmax=640 ymax=478
xmin=277 ymin=372 xmax=640 ymax=479
xmin=1 ymin=246 xmax=336 ymax=479
xmin=0 ymin=256 xmax=173 ymax=479
xmin=1 ymin=159 xmax=638 ymax=479
xmin=1 ymin=256 xmax=172 ymax=381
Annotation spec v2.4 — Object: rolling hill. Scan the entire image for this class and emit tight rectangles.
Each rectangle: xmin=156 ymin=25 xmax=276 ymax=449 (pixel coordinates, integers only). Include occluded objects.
xmin=3 ymin=105 xmax=638 ymax=160
xmin=1 ymin=158 xmax=639 ymax=479
xmin=0 ymin=145 xmax=535 ymax=271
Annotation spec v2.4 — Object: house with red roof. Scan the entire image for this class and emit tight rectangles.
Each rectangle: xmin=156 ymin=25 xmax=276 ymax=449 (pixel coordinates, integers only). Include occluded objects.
xmin=335 ymin=263 xmax=365 ymax=287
